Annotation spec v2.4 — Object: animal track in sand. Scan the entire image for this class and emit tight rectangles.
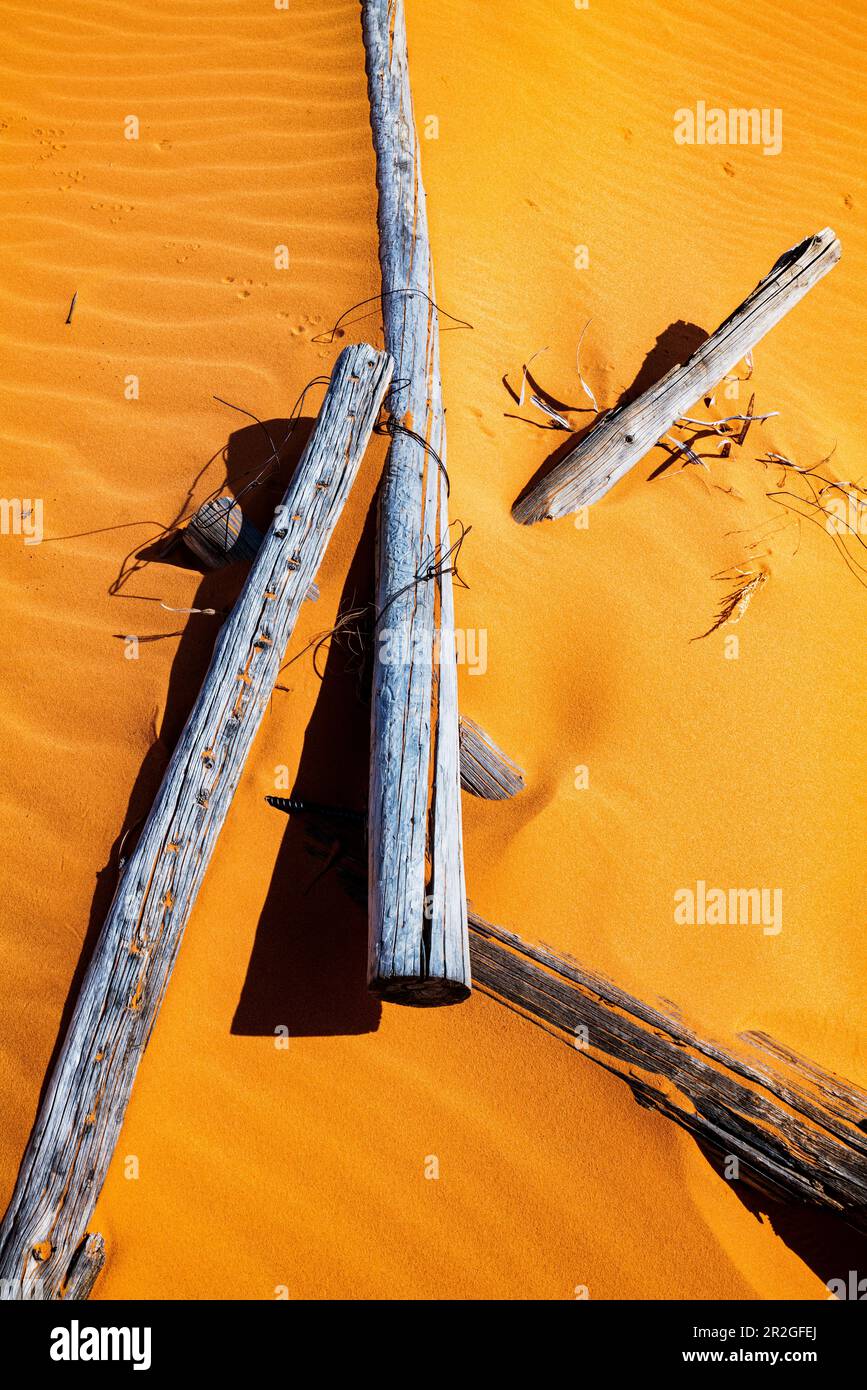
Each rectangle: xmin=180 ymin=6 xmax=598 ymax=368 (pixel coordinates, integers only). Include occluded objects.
xmin=222 ymin=276 xmax=268 ymax=299
xmin=277 ymin=311 xmax=327 ymax=337
xmin=164 ymin=241 xmax=201 ymax=263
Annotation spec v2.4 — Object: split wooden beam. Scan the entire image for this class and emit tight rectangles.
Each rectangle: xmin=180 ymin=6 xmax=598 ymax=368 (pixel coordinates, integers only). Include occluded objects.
xmin=362 ymin=0 xmax=470 ymax=1003
xmin=469 ymin=912 xmax=867 ymax=1230
xmin=512 ymin=227 xmax=841 ymax=522
xmin=0 ymin=344 xmax=393 ymax=1300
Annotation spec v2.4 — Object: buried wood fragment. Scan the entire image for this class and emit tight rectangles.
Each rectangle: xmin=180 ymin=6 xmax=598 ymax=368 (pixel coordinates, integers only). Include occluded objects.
xmin=0 ymin=344 xmax=393 ymax=1301
xmin=183 ymin=495 xmax=264 ymax=569
xmin=512 ymin=228 xmax=841 ymax=522
xmin=362 ymin=0 xmax=470 ymax=1005
xmin=459 ymin=716 xmax=526 ymax=800
xmin=468 ymin=912 xmax=867 ymax=1230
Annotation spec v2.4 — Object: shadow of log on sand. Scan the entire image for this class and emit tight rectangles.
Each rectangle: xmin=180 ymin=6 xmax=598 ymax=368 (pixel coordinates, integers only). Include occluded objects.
xmin=232 ymin=495 xmax=381 ymax=1039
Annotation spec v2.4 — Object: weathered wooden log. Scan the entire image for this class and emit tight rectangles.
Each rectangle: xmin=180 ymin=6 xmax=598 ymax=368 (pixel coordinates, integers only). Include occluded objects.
xmin=512 ymin=227 xmax=841 ymax=522
xmin=362 ymin=0 xmax=470 ymax=1004
xmin=459 ymin=716 xmax=525 ymax=800
xmin=469 ymin=912 xmax=867 ymax=1230
xmin=0 ymin=344 xmax=393 ymax=1300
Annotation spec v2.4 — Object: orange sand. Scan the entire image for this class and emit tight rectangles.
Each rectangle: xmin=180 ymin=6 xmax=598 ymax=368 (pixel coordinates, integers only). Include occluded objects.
xmin=0 ymin=0 xmax=863 ymax=1299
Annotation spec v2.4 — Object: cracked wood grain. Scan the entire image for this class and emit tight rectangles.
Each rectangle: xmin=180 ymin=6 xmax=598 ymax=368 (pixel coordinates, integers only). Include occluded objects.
xmin=0 ymin=344 xmax=393 ymax=1300
xmin=469 ymin=911 xmax=867 ymax=1230
xmin=512 ymin=227 xmax=841 ymax=522
xmin=362 ymin=0 xmax=470 ymax=1004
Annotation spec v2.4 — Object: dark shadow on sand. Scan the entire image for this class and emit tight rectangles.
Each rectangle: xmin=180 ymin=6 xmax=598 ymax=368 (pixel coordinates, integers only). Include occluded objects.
xmin=231 ymin=494 xmax=380 ymax=1038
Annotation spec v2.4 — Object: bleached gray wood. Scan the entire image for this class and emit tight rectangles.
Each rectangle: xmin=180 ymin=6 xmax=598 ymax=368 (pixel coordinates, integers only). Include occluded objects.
xmin=0 ymin=344 xmax=392 ymax=1300
xmin=459 ymin=716 xmax=525 ymax=800
xmin=362 ymin=0 xmax=470 ymax=1004
xmin=512 ymin=227 xmax=841 ymax=522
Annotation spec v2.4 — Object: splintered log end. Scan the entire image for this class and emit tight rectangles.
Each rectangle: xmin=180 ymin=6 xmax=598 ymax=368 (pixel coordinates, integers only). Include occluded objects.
xmin=369 ymin=975 xmax=472 ymax=1007
xmin=459 ymin=715 xmax=525 ymax=799
xmin=773 ymin=225 xmax=840 ymax=276
xmin=61 ymin=1232 xmax=106 ymax=1301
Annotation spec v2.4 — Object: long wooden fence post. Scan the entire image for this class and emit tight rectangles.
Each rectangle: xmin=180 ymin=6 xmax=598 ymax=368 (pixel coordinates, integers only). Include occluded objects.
xmin=0 ymin=344 xmax=392 ymax=1299
xmin=362 ymin=0 xmax=471 ymax=1005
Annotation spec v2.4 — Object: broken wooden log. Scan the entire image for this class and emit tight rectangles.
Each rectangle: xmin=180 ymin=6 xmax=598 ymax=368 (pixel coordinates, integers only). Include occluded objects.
xmin=362 ymin=0 xmax=470 ymax=1004
xmin=469 ymin=911 xmax=867 ymax=1230
xmin=0 ymin=343 xmax=393 ymax=1300
xmin=512 ymin=227 xmax=841 ymax=522
xmin=459 ymin=715 xmax=525 ymax=800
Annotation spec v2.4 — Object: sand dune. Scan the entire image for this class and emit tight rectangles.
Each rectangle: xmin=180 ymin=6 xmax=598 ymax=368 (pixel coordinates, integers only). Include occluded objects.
xmin=0 ymin=0 xmax=862 ymax=1298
